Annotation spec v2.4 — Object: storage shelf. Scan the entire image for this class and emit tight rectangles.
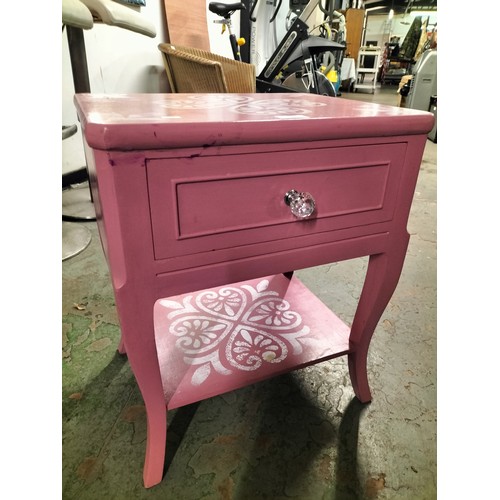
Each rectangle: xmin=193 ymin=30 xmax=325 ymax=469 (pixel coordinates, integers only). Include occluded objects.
xmin=355 ymin=46 xmax=382 ymax=94
xmin=154 ymin=273 xmax=351 ymax=409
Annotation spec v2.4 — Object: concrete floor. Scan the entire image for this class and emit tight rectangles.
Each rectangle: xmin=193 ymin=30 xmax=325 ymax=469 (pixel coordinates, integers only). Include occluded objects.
xmin=62 ymin=84 xmax=437 ymax=499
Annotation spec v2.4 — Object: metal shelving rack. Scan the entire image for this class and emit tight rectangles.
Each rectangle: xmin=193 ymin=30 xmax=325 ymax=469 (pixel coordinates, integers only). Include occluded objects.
xmin=354 ymin=46 xmax=382 ymax=93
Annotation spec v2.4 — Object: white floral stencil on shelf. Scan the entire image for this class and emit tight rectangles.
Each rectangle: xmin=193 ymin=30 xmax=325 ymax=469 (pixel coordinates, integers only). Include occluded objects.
xmin=158 ymin=279 xmax=317 ymax=386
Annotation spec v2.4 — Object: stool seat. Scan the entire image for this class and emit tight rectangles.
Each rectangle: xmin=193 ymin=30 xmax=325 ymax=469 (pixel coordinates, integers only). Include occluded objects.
xmin=62 ymin=0 xmax=94 ymax=29
xmin=63 ymin=0 xmax=156 ymax=37
xmin=80 ymin=0 xmax=156 ymax=37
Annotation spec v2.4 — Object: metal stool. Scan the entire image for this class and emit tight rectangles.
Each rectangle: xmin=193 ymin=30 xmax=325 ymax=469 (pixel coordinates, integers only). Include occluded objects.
xmin=62 ymin=123 xmax=92 ymax=261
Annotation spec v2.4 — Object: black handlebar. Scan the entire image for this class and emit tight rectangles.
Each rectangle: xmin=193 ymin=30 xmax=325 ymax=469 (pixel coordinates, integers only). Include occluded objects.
xmin=249 ymin=0 xmax=259 ymax=22
xmin=269 ymin=0 xmax=283 ymax=23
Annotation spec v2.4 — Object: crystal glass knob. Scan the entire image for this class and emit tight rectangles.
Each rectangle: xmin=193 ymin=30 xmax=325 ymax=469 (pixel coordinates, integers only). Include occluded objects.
xmin=284 ymin=189 xmax=316 ymax=218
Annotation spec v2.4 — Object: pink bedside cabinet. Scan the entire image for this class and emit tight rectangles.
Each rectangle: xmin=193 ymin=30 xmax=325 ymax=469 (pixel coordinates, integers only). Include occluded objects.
xmin=75 ymin=92 xmax=433 ymax=488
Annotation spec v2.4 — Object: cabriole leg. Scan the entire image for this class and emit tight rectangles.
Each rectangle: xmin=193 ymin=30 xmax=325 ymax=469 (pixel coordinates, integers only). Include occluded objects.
xmin=116 ymin=291 xmax=167 ymax=488
xmin=348 ymin=234 xmax=410 ymax=403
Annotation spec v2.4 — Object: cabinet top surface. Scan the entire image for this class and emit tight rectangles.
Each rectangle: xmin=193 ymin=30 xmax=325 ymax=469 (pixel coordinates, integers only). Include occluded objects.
xmin=74 ymin=93 xmax=434 ymax=150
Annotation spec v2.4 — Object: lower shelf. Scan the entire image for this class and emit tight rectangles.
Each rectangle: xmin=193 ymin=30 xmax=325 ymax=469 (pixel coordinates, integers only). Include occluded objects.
xmin=154 ymin=273 xmax=351 ymax=409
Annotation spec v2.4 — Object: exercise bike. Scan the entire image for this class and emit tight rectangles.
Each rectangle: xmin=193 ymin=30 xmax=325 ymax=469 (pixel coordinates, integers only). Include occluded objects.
xmin=209 ymin=1 xmax=247 ymax=62
xmin=209 ymin=1 xmax=345 ymax=96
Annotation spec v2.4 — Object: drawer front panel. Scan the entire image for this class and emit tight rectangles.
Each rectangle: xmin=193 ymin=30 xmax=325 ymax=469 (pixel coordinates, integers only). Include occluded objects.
xmin=147 ymin=143 xmax=406 ymax=262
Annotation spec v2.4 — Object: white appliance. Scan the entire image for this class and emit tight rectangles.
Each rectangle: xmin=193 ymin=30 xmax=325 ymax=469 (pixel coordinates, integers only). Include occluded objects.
xmin=407 ymin=49 xmax=437 ymax=111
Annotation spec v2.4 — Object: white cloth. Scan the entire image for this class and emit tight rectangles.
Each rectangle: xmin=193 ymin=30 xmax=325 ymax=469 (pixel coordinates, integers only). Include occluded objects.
xmin=341 ymin=58 xmax=356 ymax=81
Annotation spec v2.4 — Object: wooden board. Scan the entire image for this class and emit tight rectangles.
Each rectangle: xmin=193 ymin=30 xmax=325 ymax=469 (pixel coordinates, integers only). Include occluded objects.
xmin=163 ymin=0 xmax=210 ymax=50
xmin=345 ymin=8 xmax=365 ymax=62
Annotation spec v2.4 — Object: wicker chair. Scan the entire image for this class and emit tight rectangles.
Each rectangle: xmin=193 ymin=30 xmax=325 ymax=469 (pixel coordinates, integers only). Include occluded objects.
xmin=158 ymin=43 xmax=256 ymax=93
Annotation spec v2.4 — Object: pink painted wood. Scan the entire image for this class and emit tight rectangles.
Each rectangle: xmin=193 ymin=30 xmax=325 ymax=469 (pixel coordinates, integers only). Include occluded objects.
xmin=74 ymin=92 xmax=433 ymax=488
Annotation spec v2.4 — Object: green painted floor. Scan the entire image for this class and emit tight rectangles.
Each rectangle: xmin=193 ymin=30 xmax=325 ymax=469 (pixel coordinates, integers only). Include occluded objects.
xmin=62 ymin=85 xmax=437 ymax=499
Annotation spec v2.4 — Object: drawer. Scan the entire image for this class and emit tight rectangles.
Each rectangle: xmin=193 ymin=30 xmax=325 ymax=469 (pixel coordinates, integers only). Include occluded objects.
xmin=147 ymin=143 xmax=406 ymax=263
